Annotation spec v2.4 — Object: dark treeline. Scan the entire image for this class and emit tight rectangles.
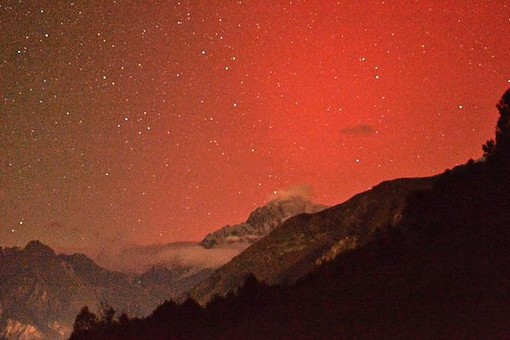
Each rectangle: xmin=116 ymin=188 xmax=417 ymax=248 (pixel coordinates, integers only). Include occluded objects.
xmin=70 ymin=89 xmax=510 ymax=339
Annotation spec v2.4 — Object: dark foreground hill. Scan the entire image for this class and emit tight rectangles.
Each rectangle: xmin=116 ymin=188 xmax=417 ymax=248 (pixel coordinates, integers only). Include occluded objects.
xmin=70 ymin=88 xmax=510 ymax=339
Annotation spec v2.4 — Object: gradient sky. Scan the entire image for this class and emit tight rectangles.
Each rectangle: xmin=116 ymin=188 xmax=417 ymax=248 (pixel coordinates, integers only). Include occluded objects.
xmin=1 ymin=1 xmax=509 ymax=253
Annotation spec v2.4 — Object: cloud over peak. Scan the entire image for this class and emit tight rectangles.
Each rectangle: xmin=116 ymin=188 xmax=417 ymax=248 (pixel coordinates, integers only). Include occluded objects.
xmin=271 ymin=184 xmax=312 ymax=201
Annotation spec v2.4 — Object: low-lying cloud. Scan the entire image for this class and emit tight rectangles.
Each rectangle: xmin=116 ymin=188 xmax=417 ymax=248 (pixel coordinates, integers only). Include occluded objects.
xmin=98 ymin=242 xmax=245 ymax=273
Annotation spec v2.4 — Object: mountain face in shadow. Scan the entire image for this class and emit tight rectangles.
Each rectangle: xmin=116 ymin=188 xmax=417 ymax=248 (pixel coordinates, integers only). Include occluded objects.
xmin=68 ymin=88 xmax=510 ymax=339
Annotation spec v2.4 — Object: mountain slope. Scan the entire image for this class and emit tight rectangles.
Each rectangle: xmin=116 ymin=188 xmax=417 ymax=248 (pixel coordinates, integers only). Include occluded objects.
xmin=190 ymin=176 xmax=436 ymax=304
xmin=0 ymin=241 xmax=159 ymax=339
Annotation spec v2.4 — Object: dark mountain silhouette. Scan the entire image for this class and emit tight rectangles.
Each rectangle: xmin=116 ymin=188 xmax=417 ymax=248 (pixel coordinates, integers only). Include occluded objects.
xmin=69 ymin=88 xmax=510 ymax=339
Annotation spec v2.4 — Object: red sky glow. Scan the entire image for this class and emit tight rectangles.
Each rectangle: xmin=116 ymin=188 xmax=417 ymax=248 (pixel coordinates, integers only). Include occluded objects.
xmin=1 ymin=1 xmax=509 ymax=253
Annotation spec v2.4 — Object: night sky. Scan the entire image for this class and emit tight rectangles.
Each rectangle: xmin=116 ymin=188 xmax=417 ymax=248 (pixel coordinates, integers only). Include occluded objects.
xmin=1 ymin=1 xmax=509 ymax=253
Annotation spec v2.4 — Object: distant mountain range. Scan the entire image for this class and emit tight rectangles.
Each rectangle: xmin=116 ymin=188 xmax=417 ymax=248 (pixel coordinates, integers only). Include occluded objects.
xmin=0 ymin=241 xmax=159 ymax=339
xmin=0 ymin=195 xmax=325 ymax=339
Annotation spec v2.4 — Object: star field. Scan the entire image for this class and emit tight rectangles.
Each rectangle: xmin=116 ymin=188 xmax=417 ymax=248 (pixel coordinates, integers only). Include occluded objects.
xmin=1 ymin=1 xmax=509 ymax=253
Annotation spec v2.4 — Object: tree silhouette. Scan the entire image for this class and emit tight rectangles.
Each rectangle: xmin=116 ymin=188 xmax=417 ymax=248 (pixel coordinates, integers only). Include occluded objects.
xmin=482 ymin=139 xmax=495 ymax=158
xmin=72 ymin=306 xmax=97 ymax=334
xmin=97 ymin=300 xmax=115 ymax=325
xmin=118 ymin=313 xmax=129 ymax=326
xmin=485 ymin=88 xmax=510 ymax=162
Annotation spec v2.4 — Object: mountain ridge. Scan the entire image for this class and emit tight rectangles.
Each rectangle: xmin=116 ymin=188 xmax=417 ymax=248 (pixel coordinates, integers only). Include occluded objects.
xmin=200 ymin=195 xmax=327 ymax=248
xmin=190 ymin=176 xmax=436 ymax=303
xmin=0 ymin=242 xmax=162 ymax=339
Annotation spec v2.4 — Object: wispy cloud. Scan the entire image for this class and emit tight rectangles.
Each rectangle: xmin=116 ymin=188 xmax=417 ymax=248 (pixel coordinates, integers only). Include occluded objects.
xmin=98 ymin=243 xmax=244 ymax=273
xmin=339 ymin=124 xmax=376 ymax=136
xmin=271 ymin=184 xmax=312 ymax=201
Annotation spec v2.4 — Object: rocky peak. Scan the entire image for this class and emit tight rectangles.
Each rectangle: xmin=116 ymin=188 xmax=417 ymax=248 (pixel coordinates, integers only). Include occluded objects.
xmin=200 ymin=196 xmax=327 ymax=249
xmin=24 ymin=240 xmax=56 ymax=257
xmin=0 ymin=319 xmax=44 ymax=340
xmin=247 ymin=196 xmax=326 ymax=228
